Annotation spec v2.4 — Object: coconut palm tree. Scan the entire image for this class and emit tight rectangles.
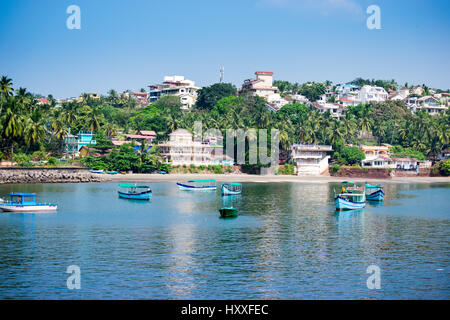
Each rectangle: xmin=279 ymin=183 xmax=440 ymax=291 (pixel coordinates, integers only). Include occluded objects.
xmin=86 ymin=106 xmax=103 ymax=132
xmin=0 ymin=76 xmax=14 ymax=115
xmin=1 ymin=97 xmax=24 ymax=139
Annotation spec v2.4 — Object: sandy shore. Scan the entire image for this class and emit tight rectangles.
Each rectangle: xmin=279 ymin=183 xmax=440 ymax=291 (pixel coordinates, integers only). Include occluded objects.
xmin=104 ymin=173 xmax=450 ymax=184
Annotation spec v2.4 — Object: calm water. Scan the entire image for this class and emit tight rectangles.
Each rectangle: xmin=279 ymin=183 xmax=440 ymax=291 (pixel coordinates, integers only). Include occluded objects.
xmin=0 ymin=181 xmax=449 ymax=299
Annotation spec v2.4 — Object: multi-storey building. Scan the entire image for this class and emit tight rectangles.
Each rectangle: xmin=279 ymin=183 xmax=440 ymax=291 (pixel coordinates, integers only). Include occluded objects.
xmin=158 ymin=129 xmax=232 ymax=166
xmin=148 ymin=76 xmax=200 ymax=109
xmin=239 ymin=71 xmax=278 ymax=99
xmin=357 ymin=85 xmax=388 ymax=104
xmin=65 ymin=131 xmax=96 ymax=154
xmin=290 ymin=144 xmax=333 ymax=175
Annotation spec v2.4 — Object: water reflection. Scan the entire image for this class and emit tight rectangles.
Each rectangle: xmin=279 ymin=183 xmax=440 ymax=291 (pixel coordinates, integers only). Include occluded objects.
xmin=0 ymin=182 xmax=448 ymax=299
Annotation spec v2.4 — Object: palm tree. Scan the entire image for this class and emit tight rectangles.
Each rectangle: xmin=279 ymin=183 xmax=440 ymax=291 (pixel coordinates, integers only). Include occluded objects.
xmin=86 ymin=106 xmax=103 ymax=132
xmin=23 ymin=110 xmax=46 ymax=148
xmin=0 ymin=76 xmax=14 ymax=97
xmin=0 ymin=76 xmax=14 ymax=115
xmin=1 ymin=97 xmax=24 ymax=139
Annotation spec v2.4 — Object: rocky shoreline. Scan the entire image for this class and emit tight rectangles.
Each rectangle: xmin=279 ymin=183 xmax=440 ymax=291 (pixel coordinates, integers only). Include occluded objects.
xmin=0 ymin=167 xmax=109 ymax=184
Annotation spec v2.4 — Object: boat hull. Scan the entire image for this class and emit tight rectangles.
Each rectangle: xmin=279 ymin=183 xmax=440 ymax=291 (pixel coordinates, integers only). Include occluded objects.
xmin=221 ymin=185 xmax=242 ymax=196
xmin=118 ymin=190 xmax=152 ymax=200
xmin=334 ymin=196 xmax=366 ymax=211
xmin=219 ymin=207 xmax=238 ymax=218
xmin=0 ymin=204 xmax=57 ymax=212
xmin=366 ymin=189 xmax=384 ymax=201
xmin=177 ymin=183 xmax=217 ymax=191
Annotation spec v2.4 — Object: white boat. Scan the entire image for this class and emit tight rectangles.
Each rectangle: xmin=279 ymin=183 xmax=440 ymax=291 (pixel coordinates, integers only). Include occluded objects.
xmin=0 ymin=193 xmax=57 ymax=212
xmin=221 ymin=183 xmax=242 ymax=196
xmin=334 ymin=181 xmax=366 ymax=211
xmin=176 ymin=179 xmax=217 ymax=191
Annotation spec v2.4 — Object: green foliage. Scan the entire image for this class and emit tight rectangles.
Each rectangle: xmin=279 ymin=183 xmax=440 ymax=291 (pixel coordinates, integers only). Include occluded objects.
xmin=1 ymin=75 xmax=449 ymax=171
xmin=298 ymin=82 xmax=326 ymax=102
xmin=337 ymin=146 xmax=365 ymax=165
xmin=390 ymin=145 xmax=426 ymax=160
xmin=196 ymin=83 xmax=237 ymax=111
xmin=32 ymin=150 xmax=47 ymax=161
xmin=47 ymin=157 xmax=57 ymax=165
xmin=13 ymin=153 xmax=31 ymax=165
xmin=330 ymin=164 xmax=340 ymax=174
xmin=438 ymin=159 xmax=450 ymax=176
xmin=350 ymin=77 xmax=398 ymax=91
xmin=212 ymin=165 xmax=223 ymax=174
xmin=277 ymin=164 xmax=294 ymax=175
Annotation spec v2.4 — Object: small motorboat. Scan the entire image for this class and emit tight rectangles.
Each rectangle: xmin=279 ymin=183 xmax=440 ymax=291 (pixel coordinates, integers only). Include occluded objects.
xmin=219 ymin=207 xmax=238 ymax=218
xmin=106 ymin=171 xmax=118 ymax=175
xmin=176 ymin=179 xmax=217 ymax=191
xmin=118 ymin=184 xmax=152 ymax=200
xmin=90 ymin=169 xmax=104 ymax=174
xmin=221 ymin=183 xmax=242 ymax=196
xmin=334 ymin=181 xmax=366 ymax=211
xmin=365 ymin=184 xmax=385 ymax=201
xmin=0 ymin=193 xmax=57 ymax=212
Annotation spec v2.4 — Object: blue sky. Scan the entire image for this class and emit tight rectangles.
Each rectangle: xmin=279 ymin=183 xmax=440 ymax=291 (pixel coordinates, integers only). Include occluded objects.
xmin=0 ymin=0 xmax=449 ymax=98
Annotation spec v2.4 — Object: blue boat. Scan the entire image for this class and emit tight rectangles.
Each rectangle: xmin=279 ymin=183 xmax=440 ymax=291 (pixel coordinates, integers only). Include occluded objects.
xmin=118 ymin=184 xmax=152 ymax=200
xmin=334 ymin=181 xmax=366 ymax=211
xmin=0 ymin=193 xmax=57 ymax=212
xmin=177 ymin=180 xmax=217 ymax=191
xmin=365 ymin=184 xmax=385 ymax=201
xmin=221 ymin=183 xmax=242 ymax=196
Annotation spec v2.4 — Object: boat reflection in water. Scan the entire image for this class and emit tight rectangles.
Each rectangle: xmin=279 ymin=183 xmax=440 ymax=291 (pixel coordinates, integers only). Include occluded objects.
xmin=219 ymin=194 xmax=241 ymax=219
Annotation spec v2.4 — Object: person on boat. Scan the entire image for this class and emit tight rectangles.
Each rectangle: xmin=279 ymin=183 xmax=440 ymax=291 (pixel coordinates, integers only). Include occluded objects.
xmin=342 ymin=186 xmax=346 ymax=193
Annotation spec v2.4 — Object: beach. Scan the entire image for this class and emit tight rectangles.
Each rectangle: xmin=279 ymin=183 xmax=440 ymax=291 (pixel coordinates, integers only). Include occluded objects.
xmin=105 ymin=173 xmax=450 ymax=184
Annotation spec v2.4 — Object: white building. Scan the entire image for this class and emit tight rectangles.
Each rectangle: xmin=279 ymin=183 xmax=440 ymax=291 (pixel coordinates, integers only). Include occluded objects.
xmin=416 ymin=96 xmax=447 ymax=115
xmin=149 ymin=76 xmax=200 ymax=109
xmin=312 ymin=102 xmax=347 ymax=119
xmin=291 ymin=144 xmax=332 ymax=176
xmin=358 ymin=85 xmax=388 ymax=104
xmin=239 ymin=71 xmax=278 ymax=99
xmin=338 ymin=93 xmax=361 ymax=107
xmin=158 ymin=129 xmax=232 ymax=166
xmin=360 ymin=145 xmax=392 ymax=168
xmin=267 ymin=93 xmax=290 ymax=111
xmin=291 ymin=94 xmax=309 ymax=104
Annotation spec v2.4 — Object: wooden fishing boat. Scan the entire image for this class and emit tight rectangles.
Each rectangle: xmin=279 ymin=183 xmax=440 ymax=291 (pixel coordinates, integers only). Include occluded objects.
xmin=334 ymin=181 xmax=366 ymax=211
xmin=365 ymin=184 xmax=385 ymax=201
xmin=221 ymin=183 xmax=242 ymax=196
xmin=106 ymin=171 xmax=118 ymax=175
xmin=219 ymin=207 xmax=238 ymax=218
xmin=90 ymin=169 xmax=104 ymax=174
xmin=118 ymin=184 xmax=152 ymax=200
xmin=176 ymin=179 xmax=217 ymax=191
xmin=0 ymin=193 xmax=57 ymax=212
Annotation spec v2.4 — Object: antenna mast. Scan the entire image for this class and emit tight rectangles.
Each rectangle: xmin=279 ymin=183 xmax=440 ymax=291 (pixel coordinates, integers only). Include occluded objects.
xmin=220 ymin=65 xmax=224 ymax=83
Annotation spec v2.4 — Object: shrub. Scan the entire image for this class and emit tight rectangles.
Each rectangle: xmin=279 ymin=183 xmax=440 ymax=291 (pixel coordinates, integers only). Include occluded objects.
xmin=32 ymin=150 xmax=47 ymax=161
xmin=13 ymin=153 xmax=32 ymax=166
xmin=213 ymin=165 xmax=223 ymax=174
xmin=277 ymin=164 xmax=294 ymax=175
xmin=339 ymin=146 xmax=365 ymax=165
xmin=438 ymin=159 xmax=450 ymax=176
xmin=47 ymin=157 xmax=58 ymax=165
xmin=225 ymin=166 xmax=233 ymax=173
xmin=330 ymin=164 xmax=340 ymax=174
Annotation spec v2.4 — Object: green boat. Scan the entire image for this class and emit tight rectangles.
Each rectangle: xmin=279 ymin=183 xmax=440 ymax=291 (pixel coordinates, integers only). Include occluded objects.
xmin=219 ymin=207 xmax=238 ymax=218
